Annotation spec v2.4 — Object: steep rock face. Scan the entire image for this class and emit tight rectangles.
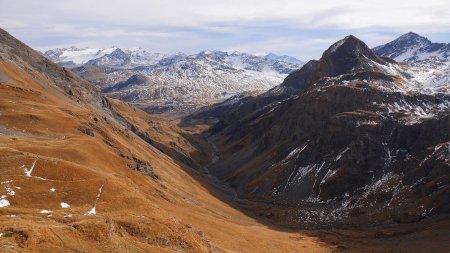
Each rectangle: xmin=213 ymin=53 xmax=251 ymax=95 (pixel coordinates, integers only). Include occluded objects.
xmin=205 ymin=35 xmax=450 ymax=227
xmin=0 ymin=29 xmax=105 ymax=109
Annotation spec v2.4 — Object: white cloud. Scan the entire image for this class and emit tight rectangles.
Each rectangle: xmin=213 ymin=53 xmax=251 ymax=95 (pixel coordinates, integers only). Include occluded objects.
xmin=225 ymin=37 xmax=338 ymax=58
xmin=1 ymin=0 xmax=449 ymax=59
xmin=2 ymin=0 xmax=450 ymax=30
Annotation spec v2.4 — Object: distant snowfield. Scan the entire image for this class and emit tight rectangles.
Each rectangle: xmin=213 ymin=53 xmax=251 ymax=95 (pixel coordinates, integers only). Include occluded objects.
xmin=52 ymin=47 xmax=117 ymax=65
xmin=44 ymin=47 xmax=303 ymax=69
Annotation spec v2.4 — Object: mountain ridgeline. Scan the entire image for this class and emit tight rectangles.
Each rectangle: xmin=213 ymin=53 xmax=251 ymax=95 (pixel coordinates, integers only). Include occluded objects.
xmin=281 ymin=35 xmax=395 ymax=91
xmin=194 ymin=34 xmax=450 ymax=227
xmin=373 ymin=32 xmax=450 ymax=62
xmin=44 ymin=47 xmax=303 ymax=114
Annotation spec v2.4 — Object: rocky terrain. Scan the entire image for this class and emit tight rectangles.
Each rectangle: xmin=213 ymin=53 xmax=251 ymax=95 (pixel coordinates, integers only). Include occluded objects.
xmin=188 ymin=35 xmax=450 ymax=229
xmin=0 ymin=28 xmax=330 ymax=252
xmin=44 ymin=47 xmax=303 ymax=114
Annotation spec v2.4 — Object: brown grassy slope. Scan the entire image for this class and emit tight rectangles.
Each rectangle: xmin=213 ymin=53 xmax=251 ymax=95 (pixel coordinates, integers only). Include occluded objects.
xmin=0 ymin=29 xmax=331 ymax=252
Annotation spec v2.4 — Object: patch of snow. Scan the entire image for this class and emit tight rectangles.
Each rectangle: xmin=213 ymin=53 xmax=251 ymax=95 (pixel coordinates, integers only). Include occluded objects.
xmin=329 ymin=38 xmax=346 ymax=53
xmin=321 ymin=169 xmax=338 ymax=185
xmin=84 ymin=185 xmax=104 ymax=216
xmin=383 ymin=98 xmax=449 ymax=125
xmin=282 ymin=162 xmax=326 ymax=192
xmin=60 ymin=202 xmax=70 ymax=208
xmin=24 ymin=160 xmax=37 ymax=177
xmin=84 ymin=206 xmax=96 ymax=216
xmin=0 ymin=197 xmax=10 ymax=208
xmin=281 ymin=144 xmax=308 ymax=164
xmin=362 ymin=172 xmax=404 ymax=200
xmin=50 ymin=188 xmax=56 ymax=192
xmin=40 ymin=210 xmax=52 ymax=214
xmin=335 ymin=147 xmax=350 ymax=161
xmin=51 ymin=47 xmax=117 ymax=65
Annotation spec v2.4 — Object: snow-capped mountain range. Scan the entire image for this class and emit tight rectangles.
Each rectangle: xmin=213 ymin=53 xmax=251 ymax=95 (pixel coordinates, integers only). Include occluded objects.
xmin=44 ymin=46 xmax=174 ymax=68
xmin=43 ymin=47 xmax=303 ymax=113
xmin=373 ymin=32 xmax=450 ymax=91
xmin=43 ymin=32 xmax=450 ymax=114
xmin=44 ymin=46 xmax=302 ymax=72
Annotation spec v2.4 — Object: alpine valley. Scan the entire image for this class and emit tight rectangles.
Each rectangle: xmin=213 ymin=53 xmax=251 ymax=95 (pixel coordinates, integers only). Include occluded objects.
xmin=0 ymin=26 xmax=450 ymax=253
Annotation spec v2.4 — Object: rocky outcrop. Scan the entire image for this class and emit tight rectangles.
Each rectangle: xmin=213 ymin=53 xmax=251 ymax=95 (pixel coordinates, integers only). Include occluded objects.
xmin=0 ymin=29 xmax=104 ymax=108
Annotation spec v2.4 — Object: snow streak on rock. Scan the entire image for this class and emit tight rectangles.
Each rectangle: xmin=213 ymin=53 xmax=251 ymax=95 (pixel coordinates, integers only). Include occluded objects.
xmin=84 ymin=185 xmax=104 ymax=216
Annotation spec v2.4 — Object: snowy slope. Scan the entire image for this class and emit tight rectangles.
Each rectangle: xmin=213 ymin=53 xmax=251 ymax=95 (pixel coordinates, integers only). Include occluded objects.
xmin=45 ymin=47 xmax=303 ymax=113
xmin=373 ymin=32 xmax=450 ymax=93
xmin=44 ymin=46 xmax=118 ymax=66
xmin=99 ymin=50 xmax=299 ymax=112
xmin=44 ymin=46 xmax=172 ymax=68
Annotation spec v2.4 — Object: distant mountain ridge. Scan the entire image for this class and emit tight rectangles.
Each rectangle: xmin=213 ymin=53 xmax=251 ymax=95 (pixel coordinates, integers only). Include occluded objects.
xmin=44 ymin=46 xmax=303 ymax=114
xmin=373 ymin=32 xmax=450 ymax=62
xmin=373 ymin=32 xmax=450 ymax=91
xmin=44 ymin=46 xmax=303 ymax=71
xmin=44 ymin=46 xmax=172 ymax=68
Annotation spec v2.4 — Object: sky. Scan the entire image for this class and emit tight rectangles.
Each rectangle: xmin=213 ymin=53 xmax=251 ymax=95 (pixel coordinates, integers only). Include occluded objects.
xmin=1 ymin=0 xmax=450 ymax=60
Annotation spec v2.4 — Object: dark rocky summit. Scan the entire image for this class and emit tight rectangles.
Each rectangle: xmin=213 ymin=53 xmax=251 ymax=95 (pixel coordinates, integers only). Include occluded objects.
xmin=282 ymin=35 xmax=392 ymax=90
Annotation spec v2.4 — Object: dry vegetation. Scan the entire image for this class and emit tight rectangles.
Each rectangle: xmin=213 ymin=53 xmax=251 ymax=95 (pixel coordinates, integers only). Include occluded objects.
xmin=0 ymin=61 xmax=331 ymax=252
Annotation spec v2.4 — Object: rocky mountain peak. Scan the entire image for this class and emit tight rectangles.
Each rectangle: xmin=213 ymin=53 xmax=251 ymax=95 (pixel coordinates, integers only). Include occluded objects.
xmin=86 ymin=48 xmax=131 ymax=67
xmin=396 ymin=32 xmax=431 ymax=46
xmin=372 ymin=32 xmax=434 ymax=61
xmin=281 ymin=35 xmax=389 ymax=90
xmin=320 ymin=35 xmax=386 ymax=75
xmin=325 ymin=35 xmax=369 ymax=54
xmin=109 ymin=48 xmax=128 ymax=58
